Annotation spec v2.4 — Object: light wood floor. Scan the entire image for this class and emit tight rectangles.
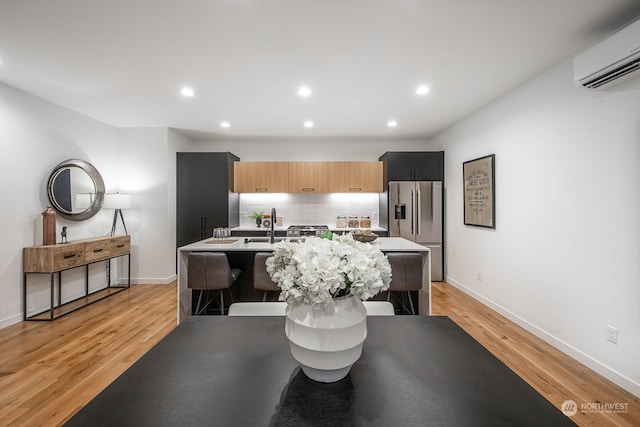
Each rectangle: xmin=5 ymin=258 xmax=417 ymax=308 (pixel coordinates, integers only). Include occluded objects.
xmin=0 ymin=284 xmax=177 ymax=427
xmin=0 ymin=282 xmax=638 ymax=426
xmin=431 ymin=281 xmax=640 ymax=427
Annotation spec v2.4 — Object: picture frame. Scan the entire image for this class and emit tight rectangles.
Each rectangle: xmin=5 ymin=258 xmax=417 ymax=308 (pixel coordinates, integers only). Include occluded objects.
xmin=463 ymin=154 xmax=495 ymax=229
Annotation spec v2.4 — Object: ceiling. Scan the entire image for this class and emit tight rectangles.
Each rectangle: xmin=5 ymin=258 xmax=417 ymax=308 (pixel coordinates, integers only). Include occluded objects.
xmin=0 ymin=1 xmax=638 ymax=141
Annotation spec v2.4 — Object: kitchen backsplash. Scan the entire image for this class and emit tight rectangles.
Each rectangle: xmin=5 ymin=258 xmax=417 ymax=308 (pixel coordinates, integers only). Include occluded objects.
xmin=239 ymin=193 xmax=380 ymax=228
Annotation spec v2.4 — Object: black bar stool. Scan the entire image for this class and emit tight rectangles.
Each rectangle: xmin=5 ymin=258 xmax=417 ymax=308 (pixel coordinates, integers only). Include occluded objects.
xmin=386 ymin=252 xmax=423 ymax=315
xmin=253 ymin=252 xmax=280 ymax=301
xmin=188 ymin=253 xmax=241 ymax=315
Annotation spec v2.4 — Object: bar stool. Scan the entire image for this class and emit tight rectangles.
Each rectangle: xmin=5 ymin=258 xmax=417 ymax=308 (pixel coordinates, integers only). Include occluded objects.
xmin=386 ymin=252 xmax=423 ymax=315
xmin=253 ymin=252 xmax=280 ymax=301
xmin=188 ymin=252 xmax=241 ymax=315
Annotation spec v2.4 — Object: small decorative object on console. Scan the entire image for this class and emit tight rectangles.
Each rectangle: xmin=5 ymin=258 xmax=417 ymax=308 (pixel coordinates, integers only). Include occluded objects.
xmin=42 ymin=207 xmax=56 ymax=246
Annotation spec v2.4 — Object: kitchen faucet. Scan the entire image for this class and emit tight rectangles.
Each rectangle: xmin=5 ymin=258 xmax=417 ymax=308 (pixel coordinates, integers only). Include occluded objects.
xmin=270 ymin=207 xmax=276 ymax=244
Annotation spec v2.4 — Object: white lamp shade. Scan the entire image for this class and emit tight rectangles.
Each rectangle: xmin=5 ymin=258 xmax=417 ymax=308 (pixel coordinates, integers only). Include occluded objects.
xmin=104 ymin=193 xmax=131 ymax=209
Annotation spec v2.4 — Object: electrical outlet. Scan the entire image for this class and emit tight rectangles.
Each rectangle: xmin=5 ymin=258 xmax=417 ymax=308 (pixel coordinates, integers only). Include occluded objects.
xmin=476 ymin=271 xmax=483 ymax=282
xmin=372 ymin=211 xmax=378 ymax=220
xmin=606 ymin=325 xmax=618 ymax=344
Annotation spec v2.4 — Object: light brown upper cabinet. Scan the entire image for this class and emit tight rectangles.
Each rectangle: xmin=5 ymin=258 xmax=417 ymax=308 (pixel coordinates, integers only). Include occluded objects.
xmin=288 ymin=162 xmax=328 ymax=193
xmin=234 ymin=162 xmax=289 ymax=193
xmin=326 ymin=161 xmax=383 ymax=193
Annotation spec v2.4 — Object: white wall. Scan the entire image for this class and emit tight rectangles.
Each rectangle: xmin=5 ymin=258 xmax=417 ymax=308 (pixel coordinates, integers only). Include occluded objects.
xmin=0 ymin=82 xmax=119 ymax=327
xmin=115 ymin=127 xmax=177 ymax=284
xmin=0 ymin=83 xmax=188 ymax=327
xmin=431 ymin=59 xmax=640 ymax=396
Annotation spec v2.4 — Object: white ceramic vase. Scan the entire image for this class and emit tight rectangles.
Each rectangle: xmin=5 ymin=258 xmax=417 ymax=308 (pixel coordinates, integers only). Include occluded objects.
xmin=285 ymin=294 xmax=368 ymax=383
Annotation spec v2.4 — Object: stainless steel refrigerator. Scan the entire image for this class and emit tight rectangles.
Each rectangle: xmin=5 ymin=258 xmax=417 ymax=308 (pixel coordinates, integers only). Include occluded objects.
xmin=388 ymin=181 xmax=443 ymax=281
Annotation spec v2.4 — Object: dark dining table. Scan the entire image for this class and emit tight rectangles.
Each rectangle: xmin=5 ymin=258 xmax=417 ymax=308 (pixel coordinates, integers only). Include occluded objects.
xmin=65 ymin=316 xmax=576 ymax=426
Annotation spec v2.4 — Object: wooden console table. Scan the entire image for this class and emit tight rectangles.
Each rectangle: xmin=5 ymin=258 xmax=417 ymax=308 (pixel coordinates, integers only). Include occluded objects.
xmin=23 ymin=236 xmax=131 ymax=320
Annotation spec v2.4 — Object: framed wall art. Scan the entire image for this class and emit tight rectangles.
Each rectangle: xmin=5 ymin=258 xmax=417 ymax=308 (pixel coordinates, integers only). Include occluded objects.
xmin=463 ymin=154 xmax=495 ymax=228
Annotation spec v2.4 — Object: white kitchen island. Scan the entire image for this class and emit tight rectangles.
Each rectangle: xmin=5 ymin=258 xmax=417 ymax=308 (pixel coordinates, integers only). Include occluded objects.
xmin=176 ymin=236 xmax=431 ymax=324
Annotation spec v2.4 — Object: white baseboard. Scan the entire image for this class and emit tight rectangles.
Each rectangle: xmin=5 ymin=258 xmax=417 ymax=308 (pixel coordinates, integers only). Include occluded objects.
xmin=445 ymin=276 xmax=640 ymax=399
xmin=0 ymin=313 xmax=23 ymax=329
xmin=129 ymin=275 xmax=176 ymax=285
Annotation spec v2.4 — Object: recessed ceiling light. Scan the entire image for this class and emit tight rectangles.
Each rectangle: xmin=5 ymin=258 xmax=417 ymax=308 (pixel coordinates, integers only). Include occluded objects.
xmin=180 ymin=87 xmax=195 ymax=97
xmin=220 ymin=121 xmax=230 ymax=128
xmin=416 ymin=85 xmax=430 ymax=95
xmin=387 ymin=120 xmax=398 ymax=128
xmin=304 ymin=120 xmax=314 ymax=128
xmin=298 ymin=86 xmax=312 ymax=97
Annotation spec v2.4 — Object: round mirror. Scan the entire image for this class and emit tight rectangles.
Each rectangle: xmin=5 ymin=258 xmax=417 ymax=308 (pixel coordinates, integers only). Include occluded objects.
xmin=47 ymin=159 xmax=105 ymax=221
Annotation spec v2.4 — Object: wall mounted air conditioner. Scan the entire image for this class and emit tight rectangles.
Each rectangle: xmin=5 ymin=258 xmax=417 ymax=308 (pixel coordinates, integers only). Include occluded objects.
xmin=574 ymin=18 xmax=640 ymax=90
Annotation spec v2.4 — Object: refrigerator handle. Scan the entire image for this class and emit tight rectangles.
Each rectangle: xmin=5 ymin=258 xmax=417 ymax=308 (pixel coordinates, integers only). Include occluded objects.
xmin=416 ymin=188 xmax=421 ymax=235
xmin=410 ymin=189 xmax=415 ymax=235
xmin=393 ymin=182 xmax=401 ymax=233
xmin=431 ymin=184 xmax=435 ymax=219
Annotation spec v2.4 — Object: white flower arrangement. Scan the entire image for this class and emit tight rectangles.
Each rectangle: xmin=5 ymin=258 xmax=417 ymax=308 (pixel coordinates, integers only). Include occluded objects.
xmin=266 ymin=232 xmax=392 ymax=307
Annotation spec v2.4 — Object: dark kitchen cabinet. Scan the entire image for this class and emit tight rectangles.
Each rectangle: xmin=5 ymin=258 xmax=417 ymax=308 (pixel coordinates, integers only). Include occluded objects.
xmin=378 ymin=151 xmax=445 ymax=236
xmin=177 ymin=152 xmax=240 ymax=248
xmin=379 ymin=151 xmax=444 ymax=182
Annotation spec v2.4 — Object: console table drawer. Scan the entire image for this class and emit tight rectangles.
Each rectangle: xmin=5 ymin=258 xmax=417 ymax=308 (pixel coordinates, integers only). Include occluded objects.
xmin=23 ymin=236 xmax=131 ymax=273
xmin=24 ymin=243 xmax=85 ymax=272
xmin=85 ymin=241 xmax=110 ymax=262
xmin=52 ymin=245 xmax=86 ymax=269
xmin=109 ymin=237 xmax=130 ymax=257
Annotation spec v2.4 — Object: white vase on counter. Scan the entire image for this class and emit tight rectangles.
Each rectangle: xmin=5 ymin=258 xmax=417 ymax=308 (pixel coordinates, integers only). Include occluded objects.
xmin=284 ymin=294 xmax=368 ymax=383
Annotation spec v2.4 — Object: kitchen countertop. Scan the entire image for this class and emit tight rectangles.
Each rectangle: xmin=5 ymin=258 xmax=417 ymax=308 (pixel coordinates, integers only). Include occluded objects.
xmin=179 ymin=236 xmax=425 ymax=252
xmin=231 ymin=225 xmax=388 ymax=233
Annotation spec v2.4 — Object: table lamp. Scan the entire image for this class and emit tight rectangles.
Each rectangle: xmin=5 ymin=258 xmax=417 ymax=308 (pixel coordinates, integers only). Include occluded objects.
xmin=104 ymin=193 xmax=131 ymax=236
